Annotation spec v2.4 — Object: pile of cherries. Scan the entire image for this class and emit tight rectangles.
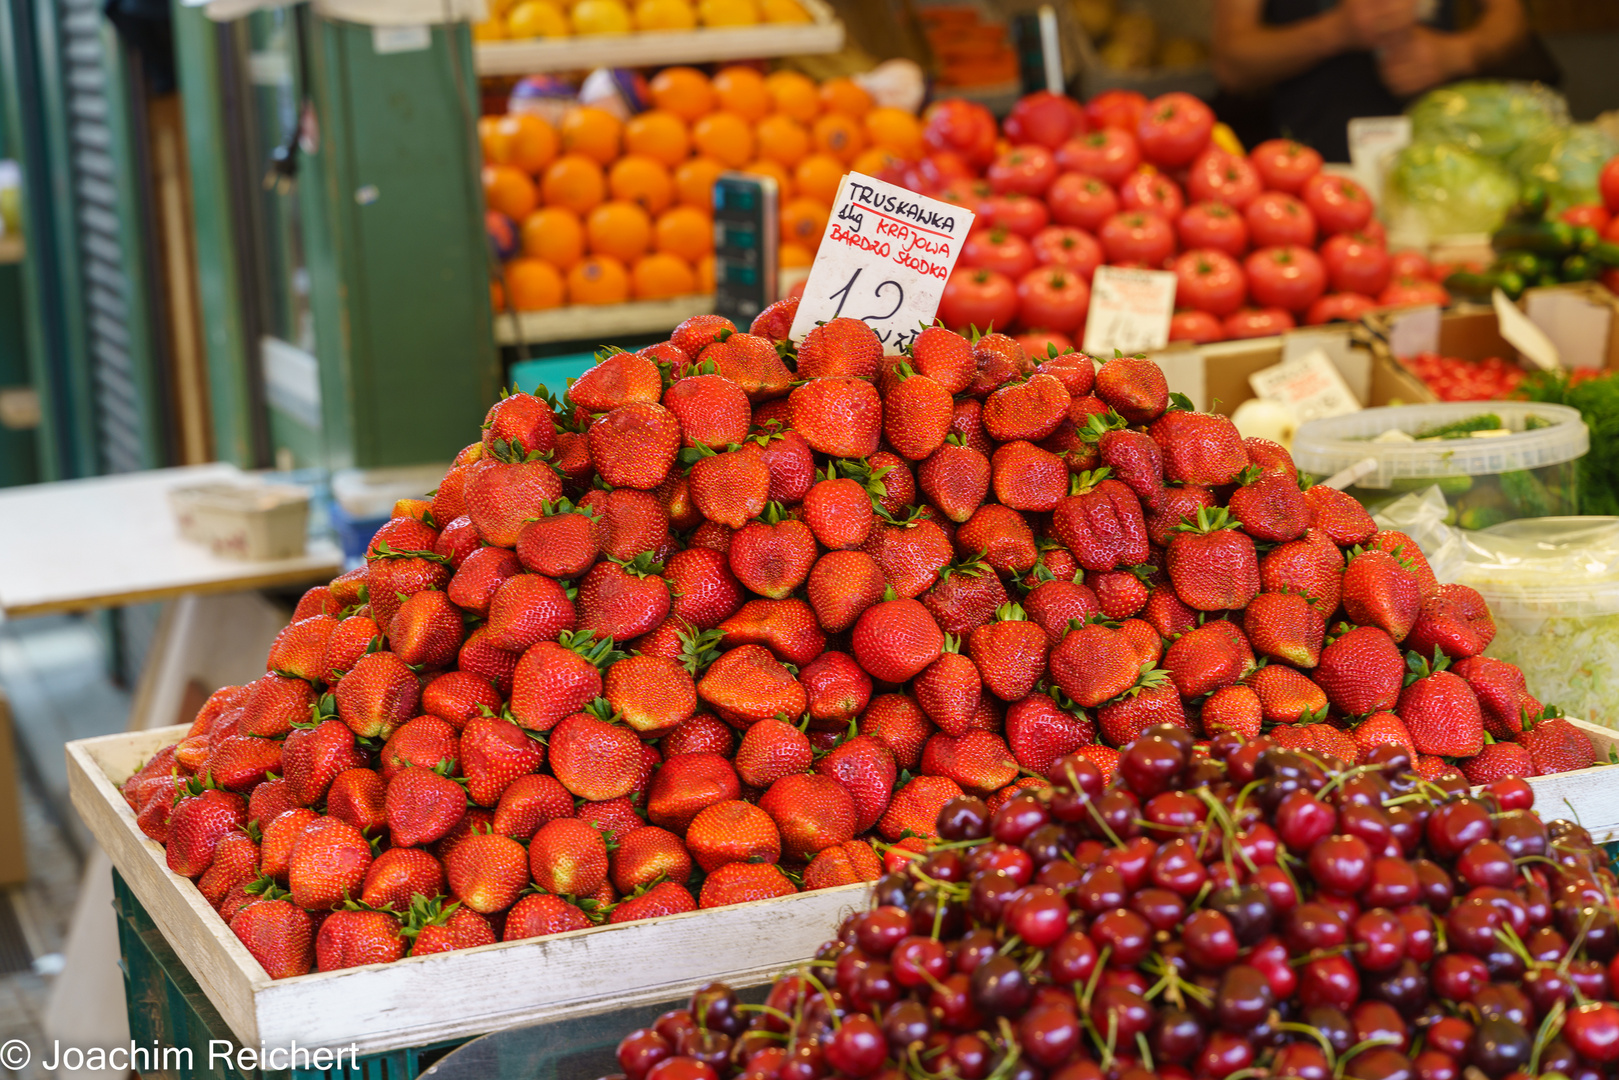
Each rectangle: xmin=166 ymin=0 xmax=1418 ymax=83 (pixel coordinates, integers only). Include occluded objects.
xmin=603 ymin=726 xmax=1619 ymax=1080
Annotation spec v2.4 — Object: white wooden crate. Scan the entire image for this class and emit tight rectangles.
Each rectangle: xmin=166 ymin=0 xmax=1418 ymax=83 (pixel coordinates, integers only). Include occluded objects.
xmin=68 ymin=725 xmax=865 ymax=1055
xmin=1523 ymin=718 xmax=1619 ymax=842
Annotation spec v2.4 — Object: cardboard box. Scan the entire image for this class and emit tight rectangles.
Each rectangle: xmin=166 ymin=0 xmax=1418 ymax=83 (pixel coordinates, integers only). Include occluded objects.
xmin=1150 ymin=326 xmax=1377 ymax=416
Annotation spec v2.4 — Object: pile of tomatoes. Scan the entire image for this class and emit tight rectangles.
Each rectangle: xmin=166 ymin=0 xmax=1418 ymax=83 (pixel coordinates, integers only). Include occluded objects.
xmin=904 ymin=90 xmax=1451 ymax=349
xmin=1399 ymin=351 xmax=1528 ymax=402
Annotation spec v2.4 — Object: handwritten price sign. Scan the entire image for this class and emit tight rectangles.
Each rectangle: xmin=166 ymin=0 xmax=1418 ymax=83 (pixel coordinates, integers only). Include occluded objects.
xmin=789 ymin=172 xmax=976 ymax=354
xmin=1081 ymin=266 xmax=1177 ymax=357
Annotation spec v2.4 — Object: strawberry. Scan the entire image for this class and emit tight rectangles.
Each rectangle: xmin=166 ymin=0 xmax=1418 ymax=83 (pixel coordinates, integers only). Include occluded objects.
xmin=483 ymin=391 xmax=556 ymax=457
xmin=662 ymin=546 xmax=743 ymax=630
xmin=239 ymin=674 xmax=318 ymax=738
xmin=579 ymin=488 xmax=671 ymax=562
xmin=175 ymin=735 xmax=211 ymax=773
xmin=1260 ymin=535 xmax=1343 ymax=617
xmin=492 ymin=773 xmax=574 ymax=840
xmin=760 ymin=774 xmax=858 ymax=860
xmin=611 ymin=881 xmax=699 ymax=923
xmin=379 ymin=716 xmax=457 ymax=781
xmin=866 ymin=452 xmax=918 ymax=519
xmin=386 ymin=765 xmax=467 ymax=847
xmin=865 ymin=517 xmax=955 ymax=598
xmin=990 ymin=440 xmax=1068 ymax=512
xmin=1025 ymin=578 xmax=1101 ymax=643
xmin=1243 ymin=591 xmax=1326 ymax=668
xmin=1162 ymin=621 xmax=1251 ymax=698
xmin=806 ymin=550 xmax=887 ymax=632
xmin=1461 ymin=742 xmax=1535 ymax=784
xmin=1149 ymin=404 xmax=1248 ymax=486
xmin=324 ymin=615 xmax=382 ymax=685
xmin=1098 ymin=670 xmax=1188 ymax=744
xmin=576 ymin=794 xmax=647 ymax=843
xmin=361 ymin=848 xmax=446 ymax=911
xmin=664 ymin=371 xmax=752 ymax=450
xmin=203 ymin=735 xmax=283 ymax=792
xmin=789 ymin=377 xmax=881 ymax=458
xmin=729 ymin=505 xmax=817 ymax=598
xmin=1450 ymin=656 xmax=1540 ymax=740
xmin=1516 ymin=713 xmax=1596 ymax=775
xmin=801 ymin=465 xmax=878 ymax=551
xmin=967 ymin=602 xmax=1049 ymax=701
xmin=699 ymin=332 xmax=793 ymax=401
xmin=686 ymin=800 xmax=781 ymax=872
xmin=698 ymin=645 xmax=807 ymax=726
xmin=881 ymin=365 xmax=954 ymax=461
xmin=1120 ymin=616 xmax=1164 ymax=668
xmin=417 ymin=671 xmax=501 ymax=733
xmin=918 ymin=440 xmax=991 ymax=524
xmin=389 ymin=589 xmax=464 ymax=669
xmin=287 ymin=816 xmax=371 ymax=909
xmin=435 ymin=514 xmax=481 ymax=567
xmin=266 ymin=616 xmax=337 ymax=684
xmin=260 ymin=807 xmax=319 ymax=883
xmin=246 ymin=778 xmax=297 ymax=830
xmin=910 ymin=326 xmax=976 ymax=394
xmin=922 ymin=730 xmax=1019 ymax=793
xmin=1145 ymin=484 xmax=1217 ymax=548
xmin=1242 ymin=436 xmax=1296 ymax=480
xmin=1414 ymin=755 xmax=1448 ymax=781
xmin=1036 ymin=349 xmax=1096 ymax=396
xmin=1052 ymin=469 xmax=1149 ymax=571
xmin=752 ymin=429 xmax=815 ymax=504
xmin=799 ymin=651 xmax=874 ymax=727
xmin=852 ymin=597 xmax=945 ymax=683
xmin=459 ymin=715 xmax=546 ymax=806
xmin=589 ymin=402 xmax=682 ymax=490
xmin=1267 ymin=722 xmax=1357 ymax=764
xmin=509 ymin=632 xmax=622 ymax=732
xmin=698 ymin=863 xmax=796 ymax=908
xmin=735 ymin=715 xmax=813 ymax=787
xmin=464 ymin=460 xmax=565 ymax=549
xmin=448 ymin=546 xmax=524 ymax=617
xmin=951 ymin=397 xmax=994 ymax=453
xmin=1201 ymin=684 xmax=1263 ymax=739
xmin=1397 ymin=650 xmax=1484 ymax=757
xmin=1091 ymin=569 xmax=1150 ymax=619
xmin=1093 ymin=355 xmax=1167 ymax=423
xmin=662 ymin=713 xmax=735 ymax=757
xmin=231 ymin=892 xmax=314 ymax=977
xmin=369 ymin=516 xmax=439 ymax=559
xmin=604 ymin=654 xmax=696 ymax=736
xmin=1050 ymin=621 xmax=1140 ymax=707
xmin=797 ymin=317 xmax=883 ymax=379
xmin=921 ymin=560 xmax=1009 ymax=637
xmin=968 ymin=332 xmax=1026 ymax=398
xmin=568 ymin=350 xmax=663 ymax=412
xmin=987 ymin=777 xmax=1050 ymax=813
xmin=326 ymin=768 xmax=389 ymax=836
xmin=166 ymin=785 xmax=248 ymax=878
xmin=335 ymin=650 xmax=420 ymax=738
xmin=719 ymin=598 xmax=826 ymax=667
xmin=914 ymin=638 xmax=983 ymax=735
xmin=1004 ymin=692 xmax=1094 ymax=775
xmin=749 ymin=296 xmax=798 ymax=342
xmin=576 ymin=556 xmax=671 ymax=641
xmin=1351 ymin=711 xmax=1416 ymax=762
xmin=327 ymin=565 xmax=370 ymax=607
xmin=1404 ymin=583 xmax=1495 ymax=660
xmin=815 ymin=735 xmax=897 ymax=833
xmin=688 ymin=444 xmax=770 ymax=529
xmin=1366 ymin=529 xmax=1438 ymax=596
xmin=186 ymin=687 xmax=250 ymax=740
xmin=432 ymin=807 xmax=493 ymax=861
xmin=877 ymin=775 xmax=964 ymax=841
xmin=605 ymin=826 xmax=691 ymax=894
xmin=528 ymin=817 xmax=609 ymax=895
xmin=293 ymin=586 xmax=341 ymax=621
xmin=1166 ymin=506 xmax=1260 ymax=611
xmin=1228 ymin=471 xmax=1312 ymax=543
xmin=982 ymin=373 xmax=1070 ymax=443
xmin=504 ymin=894 xmax=593 ymax=940
xmin=406 ymin=899 xmax=496 ymax=956
xmin=1249 ymin=664 xmax=1329 ymax=724
xmin=1092 ymin=421 xmax=1166 ymax=510
xmin=1302 ymin=485 xmax=1376 ymax=547
xmin=1071 ymin=744 xmax=1121 ymax=782
xmin=646 ymin=751 xmax=741 ymax=830
xmin=803 ymin=840 xmax=885 ymax=891
xmin=674 ymin=315 xmax=738 ymax=359
xmin=1341 ymin=549 xmax=1422 ymax=642
xmin=956 ymin=504 xmax=1037 ymax=574
xmin=443 ymin=828 xmax=530 ymax=913
xmin=548 ymin=712 xmax=645 ymax=800
xmin=198 ymin=829 xmax=261 ymax=908
xmin=1313 ymin=625 xmax=1404 ymax=718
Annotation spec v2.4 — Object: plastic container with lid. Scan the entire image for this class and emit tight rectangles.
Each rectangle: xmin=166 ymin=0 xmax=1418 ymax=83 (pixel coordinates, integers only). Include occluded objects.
xmin=1457 ymin=516 xmax=1619 ymax=728
xmin=1291 ymin=400 xmax=1588 ymax=529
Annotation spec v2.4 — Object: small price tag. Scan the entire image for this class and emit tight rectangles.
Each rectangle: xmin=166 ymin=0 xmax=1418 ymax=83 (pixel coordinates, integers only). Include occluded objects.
xmin=1493 ymin=288 xmax=1563 ymax=371
xmin=789 ymin=173 xmax=975 ymax=354
xmin=1249 ymin=347 xmax=1362 ymax=423
xmin=1082 ymin=266 xmax=1177 ymax=356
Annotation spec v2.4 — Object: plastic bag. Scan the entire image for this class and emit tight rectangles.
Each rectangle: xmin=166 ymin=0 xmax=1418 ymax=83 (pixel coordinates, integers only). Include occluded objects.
xmin=1371 ymin=486 xmax=1465 ymax=583
xmin=1508 ymin=124 xmax=1619 ymax=214
xmin=1383 ymin=140 xmax=1520 ymax=239
xmin=1407 ymin=80 xmax=1569 ymax=160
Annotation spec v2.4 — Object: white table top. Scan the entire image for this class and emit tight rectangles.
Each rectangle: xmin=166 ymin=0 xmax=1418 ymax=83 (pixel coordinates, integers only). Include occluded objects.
xmin=0 ymin=464 xmax=343 ymax=619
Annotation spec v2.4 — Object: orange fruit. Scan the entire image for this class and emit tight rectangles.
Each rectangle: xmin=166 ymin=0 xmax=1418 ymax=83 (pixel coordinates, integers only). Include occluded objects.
xmin=490 ymin=278 xmax=506 ymax=308
xmin=692 ymin=112 xmax=754 ymax=168
xmin=635 ymin=0 xmax=697 ymax=30
xmin=793 ymin=153 xmax=845 ymax=205
xmin=506 ymin=257 xmax=565 ymax=311
xmin=698 ymin=0 xmax=758 ymax=26
xmin=779 ymin=242 xmax=813 ymax=268
xmin=623 ymin=110 xmax=690 ymax=168
xmin=586 ymin=200 xmax=653 ymax=263
xmin=781 ymin=198 xmax=830 ymax=249
xmin=754 ymin=114 xmax=810 ymax=167
xmin=608 ymin=155 xmax=674 ymax=214
xmin=483 ymin=164 xmax=539 ymax=220
xmin=741 ymin=159 xmax=793 ymax=199
xmin=654 ymin=206 xmax=714 ymax=262
xmin=851 ymin=147 xmax=905 ymax=179
xmin=478 ymin=116 xmax=510 ymax=164
xmin=764 ymin=71 xmax=820 ymax=125
xmin=820 ymin=77 xmax=873 ymax=119
xmin=865 ymin=107 xmax=923 ymax=159
xmin=649 ymin=67 xmax=714 ymax=123
xmin=541 ymin=154 xmax=607 ymax=216
xmin=521 ymin=206 xmax=586 ymax=268
xmin=506 ymin=0 xmax=569 ymax=37
xmin=812 ymin=113 xmax=866 ymax=164
xmin=472 ymin=19 xmax=506 ymax=41
xmin=711 ymin=67 xmax=770 ymax=123
xmin=486 ymin=114 xmax=559 ymax=174
xmin=631 ymin=252 xmax=698 ymax=299
xmin=560 ymin=106 xmax=622 ymax=166
xmin=696 ymin=254 xmax=716 ymax=292
xmin=674 ymin=157 xmax=726 ymax=209
xmin=567 ymin=255 xmax=630 ymax=305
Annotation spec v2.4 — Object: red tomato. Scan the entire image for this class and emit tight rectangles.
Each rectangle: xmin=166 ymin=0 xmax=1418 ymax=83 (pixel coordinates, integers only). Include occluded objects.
xmin=962 ymin=228 xmax=1036 ymax=279
xmin=1118 ymin=169 xmax=1186 ymax=218
xmin=1245 ymin=192 xmax=1317 ymax=248
xmin=1004 ymin=91 xmax=1087 ymax=150
xmin=922 ymin=99 xmax=999 ymax=167
xmin=1561 ymin=204 xmax=1613 ymax=232
xmin=1099 ymin=211 xmax=1176 ymax=266
xmin=1173 ymin=248 xmax=1247 ymax=317
xmin=1378 ymin=277 xmax=1450 ymax=309
xmin=1031 ymin=225 xmax=1103 ymax=281
xmin=1177 ymin=202 xmax=1249 ymax=258
xmin=908 ymin=152 xmax=975 ymax=195
xmin=1055 ymin=129 xmax=1141 ymax=188
xmin=936 ymin=180 xmax=997 ymax=233
xmin=1302 ymin=173 xmax=1373 ymax=235
xmin=1137 ymin=92 xmax=1214 ymax=169
xmin=1358 ymin=218 xmax=1387 ymax=247
xmin=1388 ymin=250 xmax=1432 ymax=281
xmin=989 ymin=194 xmax=1051 ymax=238
xmin=1320 ymin=233 xmax=1391 ymax=296
xmin=1606 ymin=216 xmax=1619 ymax=243
xmin=1170 ymin=309 xmax=1226 ymax=343
xmin=1306 ymin=292 xmax=1378 ymax=325
xmin=1248 ymin=139 xmax=1323 ymax=195
xmin=1601 ymin=155 xmax=1619 ymax=214
xmin=1186 ymin=149 xmax=1263 ymax=209
xmin=1224 ymin=307 xmax=1296 ymax=339
xmin=1013 ymin=329 xmax=1075 ymax=358
xmin=987 ymin=145 xmax=1059 ymax=197
xmin=1086 ymin=89 xmax=1147 ymax=133
xmin=1048 ymin=172 xmax=1120 ymax=232
xmin=939 ymin=267 xmax=1018 ymax=333
xmin=1244 ymin=245 xmax=1327 ymax=313
xmin=1016 ymin=267 xmax=1091 ymax=334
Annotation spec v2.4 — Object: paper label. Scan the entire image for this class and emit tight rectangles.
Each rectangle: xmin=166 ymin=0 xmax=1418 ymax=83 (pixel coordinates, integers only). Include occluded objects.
xmin=1081 ymin=266 xmax=1177 ymax=356
xmin=1526 ymin=288 xmax=1613 ymax=371
xmin=1346 ymin=116 xmax=1411 ymax=196
xmin=1386 ymin=303 xmax=1441 ymax=359
xmin=372 ymin=24 xmax=431 ymax=53
xmin=1248 ymin=347 xmax=1362 ymax=423
xmin=788 ymin=173 xmax=975 ymax=354
xmin=1493 ymin=288 xmax=1562 ymax=371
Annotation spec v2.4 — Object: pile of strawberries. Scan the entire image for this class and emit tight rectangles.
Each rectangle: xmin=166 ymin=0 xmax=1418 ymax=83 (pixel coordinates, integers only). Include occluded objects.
xmin=120 ymin=304 xmax=1595 ymax=981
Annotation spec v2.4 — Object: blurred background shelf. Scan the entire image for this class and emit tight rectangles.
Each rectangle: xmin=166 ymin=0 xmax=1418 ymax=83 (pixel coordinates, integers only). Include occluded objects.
xmin=493 ymin=294 xmax=714 ymax=346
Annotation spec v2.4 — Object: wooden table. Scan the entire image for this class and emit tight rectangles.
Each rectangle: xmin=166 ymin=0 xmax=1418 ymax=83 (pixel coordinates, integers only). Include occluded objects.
xmin=0 ymin=463 xmax=342 ymax=619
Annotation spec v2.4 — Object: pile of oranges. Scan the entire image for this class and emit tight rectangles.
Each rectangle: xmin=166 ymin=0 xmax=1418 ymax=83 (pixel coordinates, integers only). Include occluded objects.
xmin=475 ymin=0 xmax=812 ymax=40
xmin=480 ymin=66 xmax=926 ymax=312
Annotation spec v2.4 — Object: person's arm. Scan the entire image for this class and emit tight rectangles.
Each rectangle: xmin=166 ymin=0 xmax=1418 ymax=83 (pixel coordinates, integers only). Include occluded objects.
xmin=1211 ymin=0 xmax=1417 ymax=94
xmin=1376 ymin=0 xmax=1530 ymax=97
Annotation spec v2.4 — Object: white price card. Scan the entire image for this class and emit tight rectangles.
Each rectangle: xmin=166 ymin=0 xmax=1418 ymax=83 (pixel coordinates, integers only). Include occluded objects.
xmin=1494 ymin=288 xmax=1563 ymax=371
xmin=1249 ymin=347 xmax=1362 ymax=423
xmin=1081 ymin=266 xmax=1177 ymax=356
xmin=789 ymin=173 xmax=976 ymax=354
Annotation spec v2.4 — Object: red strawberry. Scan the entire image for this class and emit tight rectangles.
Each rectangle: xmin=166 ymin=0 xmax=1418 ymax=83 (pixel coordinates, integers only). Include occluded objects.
xmin=990 ymin=440 xmax=1069 ymax=511
xmin=483 ymin=391 xmax=555 ymax=457
xmin=1341 ymin=549 xmax=1422 ymax=642
xmin=860 ymin=694 xmax=931 ymax=769
xmin=673 ymin=315 xmax=737 ymax=359
xmin=607 ymin=826 xmax=692 ymax=894
xmin=1302 ymin=485 xmax=1376 ymax=547
xmin=699 ymin=331 xmax=794 ymax=401
xmin=1397 ymin=650 xmax=1484 ymax=757
xmin=611 ymin=881 xmax=699 ymax=922
xmin=803 ymin=840 xmax=885 ymax=890
xmin=324 ymin=615 xmax=382 ymax=685
xmin=1313 ymin=625 xmax=1404 ymax=718
xmin=699 ymin=863 xmax=795 ymax=908
xmin=797 ymin=317 xmax=883 ymax=379
xmin=459 ymin=715 xmax=546 ymax=806
xmin=751 ymin=428 xmax=815 ymax=503
xmin=435 ymin=514 xmax=481 ymax=566
xmin=956 ymin=504 xmax=1037 ymax=575
xmin=281 ymin=719 xmax=361 ymax=808
xmin=883 ymin=365 xmax=956 ymax=461
xmin=448 ymin=546 xmax=524 ymax=617
xmin=1451 ymin=656 xmax=1540 ymax=740
xmin=799 ymin=651 xmax=874 ymax=726
xmin=1149 ymin=406 xmax=1248 ymax=486
xmin=386 ymin=765 xmax=468 ymax=847
xmin=576 ymin=556 xmax=671 ymax=641
xmin=589 ymin=402 xmax=682 ymax=490
xmin=516 ymin=501 xmax=600 ymax=580
xmin=246 ymin=778 xmax=297 ymax=830
xmin=266 ymin=616 xmax=337 ymax=683
xmin=719 ymin=598 xmax=826 ymax=666
xmin=646 ymin=751 xmax=741 ymax=830
xmin=750 ymin=296 xmax=798 ymax=341
xmin=389 ymin=589 xmax=464 ymax=669
xmin=1091 ymin=568 xmax=1150 ymax=619
xmin=1004 ymin=692 xmax=1094 ymax=774
xmin=1093 ymin=422 xmax=1166 ymax=510
xmin=1351 ymin=711 xmax=1416 ymax=763
xmin=1093 ymin=355 xmax=1168 ymax=423
xmin=801 ymin=466 xmax=878 ymax=551
xmin=231 ymin=893 xmax=314 ymax=977
xmin=1404 ymin=583 xmax=1495 ymax=660
xmin=504 ymin=893 xmax=593 ymax=941
xmin=326 ymin=768 xmax=388 ymax=836
xmin=867 ymin=452 xmax=918 ymax=519
xmin=1243 ymin=591 xmax=1326 ymax=668
xmin=968 ymin=332 xmax=1026 ymax=398
xmin=369 ymin=516 xmax=439 ymax=559
xmin=1052 ymin=468 xmax=1149 ymax=571
xmin=548 ymin=712 xmax=646 ymax=801
xmin=914 ymin=637 xmax=983 ymax=735
xmin=1025 ymin=578 xmax=1101 ymax=643
xmin=852 ymin=597 xmax=945 ymax=683
xmin=509 ymin=632 xmax=622 ymax=732
xmin=1250 ymin=664 xmax=1329 ymax=724
xmin=406 ymin=899 xmax=496 ymax=956
xmin=239 ymin=674 xmax=318 ymax=739
xmin=361 ymin=848 xmax=446 ymax=911
xmin=664 ymin=546 xmax=743 ymax=629
xmin=1166 ymin=505 xmax=1260 ymax=611
xmin=910 ymin=326 xmax=976 ymax=394
xmin=967 ymin=603 xmax=1049 ymax=701
xmin=815 ymin=735 xmax=897 ymax=833
xmin=577 ymin=794 xmax=648 ymax=844
xmin=1462 ymin=742 xmax=1535 ymax=784
xmin=982 ymin=373 xmax=1070 ymax=443
xmin=1098 ymin=670 xmax=1189 ymax=744
xmin=1366 ymin=529 xmax=1438 ymax=596
xmin=464 ymin=461 xmax=564 ymax=548
xmin=864 ymin=517 xmax=954 ymax=599
xmin=293 ymin=586 xmax=341 ymax=621
xmin=604 ymin=654 xmax=697 ymax=737
xmin=287 ymin=816 xmax=372 ymax=910
xmin=1242 ymin=437 xmax=1296 ymax=479
xmin=259 ymin=807 xmax=318 ymax=883
xmin=1120 ymin=616 xmax=1164 ymax=669
xmin=1145 ymin=484 xmax=1217 ymax=548
xmin=919 ymin=560 xmax=1007 ymax=638
xmin=1229 ymin=472 xmax=1312 ymax=543
xmin=729 ymin=507 xmax=817 ymax=599
xmin=1050 ymin=621 xmax=1141 ymax=707
xmin=443 ymin=829 xmax=531 ymax=913
xmin=492 ymin=773 xmax=574 ymax=839
xmin=807 ymin=550 xmax=887 ymax=633
xmin=1260 ymin=535 xmax=1343 ymax=617
xmin=759 ymin=773 xmax=858 ymax=859
xmin=1162 ymin=621 xmax=1251 ymax=698
xmin=486 ymin=572 xmax=581 ymax=655
xmin=334 ymin=651 xmax=419 ymax=740
xmin=1202 ymin=684 xmax=1263 ymax=739
xmin=735 ymin=716 xmax=813 ymax=787
xmin=204 ymin=735 xmax=283 ymax=792
xmin=419 ymin=670 xmax=501 ymax=732
xmin=662 ymin=713 xmax=735 ymax=757
xmin=686 ymin=800 xmax=781 ymax=872
xmin=198 ymin=829 xmax=261 ymax=908
xmin=529 ymin=817 xmax=609 ymax=895
xmin=919 ymin=440 xmax=992 ymax=523
xmin=1036 ymin=349 xmax=1096 ymax=396
xmin=697 ymin=645 xmax=807 ymax=726
xmin=568 ymin=351 xmax=663 ymax=411
xmin=790 ymin=377 xmax=881 ymax=459
xmin=578 ymin=487 xmax=671 ymax=562
xmin=1517 ymin=713 xmax=1596 ymax=775
xmin=878 ymin=775 xmax=964 ymax=840
xmin=664 ymin=372 xmax=752 ymax=449
xmin=1267 ymin=722 xmax=1357 ymax=764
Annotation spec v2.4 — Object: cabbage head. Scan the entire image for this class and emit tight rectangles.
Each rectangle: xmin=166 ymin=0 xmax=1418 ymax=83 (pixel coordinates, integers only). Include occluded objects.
xmin=1384 ymin=140 xmax=1521 ymax=238
xmin=1508 ymin=124 xmax=1619 ymax=213
xmin=1407 ymin=80 xmax=1569 ymax=160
